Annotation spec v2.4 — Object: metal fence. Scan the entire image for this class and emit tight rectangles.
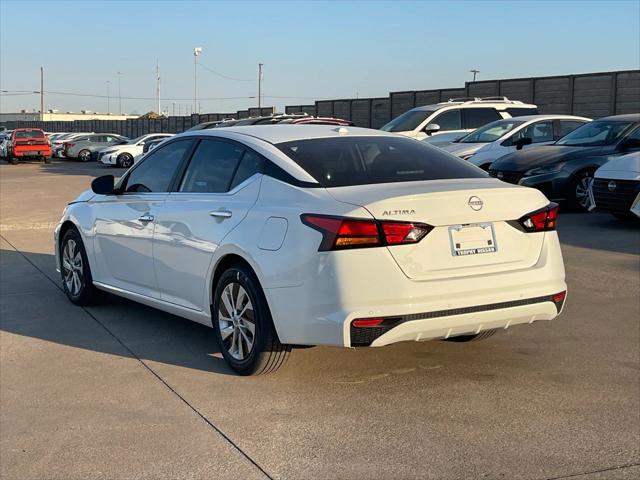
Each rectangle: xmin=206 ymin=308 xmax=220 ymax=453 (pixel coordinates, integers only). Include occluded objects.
xmin=2 ymin=70 xmax=638 ymax=134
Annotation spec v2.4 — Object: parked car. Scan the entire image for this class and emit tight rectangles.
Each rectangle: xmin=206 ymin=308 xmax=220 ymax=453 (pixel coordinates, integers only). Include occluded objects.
xmin=186 ymin=120 xmax=234 ymax=131
xmin=97 ymin=133 xmax=173 ymax=167
xmin=0 ymin=131 xmax=12 ymax=158
xmin=52 ymin=133 xmax=93 ymax=158
xmin=439 ymin=115 xmax=591 ymax=169
xmin=380 ymin=97 xmax=538 ymax=144
xmin=590 ymin=151 xmax=640 ymax=219
xmin=63 ymin=134 xmax=128 ymax=162
xmin=142 ymin=136 xmax=172 ymax=154
xmin=55 ymin=125 xmax=567 ymax=375
xmin=489 ymin=114 xmax=640 ymax=210
xmin=277 ymin=117 xmax=354 ymax=126
xmin=6 ymin=128 xmax=52 ymax=164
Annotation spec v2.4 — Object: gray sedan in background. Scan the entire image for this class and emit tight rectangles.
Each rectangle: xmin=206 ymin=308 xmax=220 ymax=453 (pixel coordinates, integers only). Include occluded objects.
xmin=64 ymin=134 xmax=128 ymax=162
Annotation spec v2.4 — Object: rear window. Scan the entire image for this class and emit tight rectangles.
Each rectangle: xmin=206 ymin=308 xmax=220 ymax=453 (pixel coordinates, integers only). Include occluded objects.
xmin=276 ymin=136 xmax=485 ymax=188
xmin=380 ymin=109 xmax=435 ymax=132
xmin=506 ymin=107 xmax=539 ymax=117
xmin=15 ymin=130 xmax=45 ymax=139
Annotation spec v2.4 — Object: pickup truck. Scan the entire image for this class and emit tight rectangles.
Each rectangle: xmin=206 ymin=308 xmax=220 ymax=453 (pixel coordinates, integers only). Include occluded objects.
xmin=7 ymin=128 xmax=52 ymax=164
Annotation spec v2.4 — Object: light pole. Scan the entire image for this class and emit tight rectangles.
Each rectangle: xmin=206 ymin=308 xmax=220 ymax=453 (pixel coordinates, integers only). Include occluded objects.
xmin=106 ymin=80 xmax=111 ymax=113
xmin=258 ymin=63 xmax=263 ymax=109
xmin=470 ymin=69 xmax=480 ymax=82
xmin=172 ymin=102 xmax=176 ymax=116
xmin=117 ymin=71 xmax=123 ymax=114
xmin=193 ymin=47 xmax=202 ymax=114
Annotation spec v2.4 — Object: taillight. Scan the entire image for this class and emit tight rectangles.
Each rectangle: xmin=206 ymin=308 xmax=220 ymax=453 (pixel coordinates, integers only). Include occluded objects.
xmin=518 ymin=203 xmax=559 ymax=232
xmin=301 ymin=214 xmax=432 ymax=251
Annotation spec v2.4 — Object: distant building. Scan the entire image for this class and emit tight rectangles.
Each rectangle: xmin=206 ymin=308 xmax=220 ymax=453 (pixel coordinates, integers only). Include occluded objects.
xmin=0 ymin=112 xmax=139 ymax=123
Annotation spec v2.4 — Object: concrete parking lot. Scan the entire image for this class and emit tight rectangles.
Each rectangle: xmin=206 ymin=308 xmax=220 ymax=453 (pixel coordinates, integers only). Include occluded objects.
xmin=1 ymin=160 xmax=639 ymax=480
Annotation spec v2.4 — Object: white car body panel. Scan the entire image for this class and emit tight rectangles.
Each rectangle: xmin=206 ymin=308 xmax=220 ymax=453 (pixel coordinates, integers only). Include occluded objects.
xmin=592 ymin=151 xmax=640 ymax=217
xmin=55 ymin=126 xmax=567 ymax=348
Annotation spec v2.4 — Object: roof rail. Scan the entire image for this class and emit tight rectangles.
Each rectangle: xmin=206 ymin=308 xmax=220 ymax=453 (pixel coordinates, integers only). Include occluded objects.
xmin=447 ymin=97 xmax=479 ymax=103
xmin=446 ymin=96 xmax=520 ymax=104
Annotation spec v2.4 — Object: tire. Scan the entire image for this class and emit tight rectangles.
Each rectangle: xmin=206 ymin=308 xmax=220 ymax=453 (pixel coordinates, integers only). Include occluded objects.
xmin=212 ymin=265 xmax=291 ymax=375
xmin=78 ymin=149 xmax=91 ymax=162
xmin=8 ymin=157 xmax=18 ymax=165
xmin=60 ymin=228 xmax=106 ymax=306
xmin=567 ymin=169 xmax=595 ymax=212
xmin=444 ymin=329 xmax=498 ymax=343
xmin=44 ymin=156 xmax=51 ymax=164
xmin=117 ymin=153 xmax=133 ymax=168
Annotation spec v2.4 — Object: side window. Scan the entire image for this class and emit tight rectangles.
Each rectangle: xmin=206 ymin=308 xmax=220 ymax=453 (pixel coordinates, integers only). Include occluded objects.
xmin=430 ymin=109 xmax=461 ymax=131
xmin=230 ymin=150 xmax=265 ymax=190
xmin=179 ymin=139 xmax=245 ymax=193
xmin=124 ymin=140 xmax=192 ymax=193
xmin=556 ymin=121 xmax=586 ymax=139
xmin=463 ymin=108 xmax=502 ymax=129
xmin=506 ymin=107 xmax=539 ymax=117
xmin=514 ymin=121 xmax=555 ymax=143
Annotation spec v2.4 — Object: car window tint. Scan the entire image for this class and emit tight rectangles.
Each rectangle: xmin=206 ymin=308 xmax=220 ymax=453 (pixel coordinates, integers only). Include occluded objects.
xmin=431 ymin=110 xmax=461 ymax=130
xmin=463 ymin=108 xmax=502 ymax=129
xmin=276 ymin=136 xmax=485 ymax=188
xmin=230 ymin=150 xmax=265 ymax=189
xmin=557 ymin=121 xmax=586 ymax=139
xmin=124 ymin=140 xmax=191 ymax=193
xmin=514 ymin=121 xmax=554 ymax=143
xmin=505 ymin=107 xmax=538 ymax=117
xmin=179 ymin=139 xmax=244 ymax=193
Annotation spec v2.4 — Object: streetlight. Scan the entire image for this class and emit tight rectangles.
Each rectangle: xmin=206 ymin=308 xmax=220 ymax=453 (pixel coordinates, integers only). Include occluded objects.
xmin=470 ymin=69 xmax=480 ymax=82
xmin=106 ymin=80 xmax=111 ymax=114
xmin=193 ymin=47 xmax=202 ymax=114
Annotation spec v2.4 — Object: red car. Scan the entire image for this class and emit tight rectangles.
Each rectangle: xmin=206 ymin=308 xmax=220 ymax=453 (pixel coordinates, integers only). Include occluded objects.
xmin=7 ymin=128 xmax=52 ymax=164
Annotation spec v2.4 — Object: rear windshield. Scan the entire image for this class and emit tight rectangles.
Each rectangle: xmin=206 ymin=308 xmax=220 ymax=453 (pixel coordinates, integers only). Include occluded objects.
xmin=276 ymin=136 xmax=485 ymax=188
xmin=15 ymin=130 xmax=45 ymax=139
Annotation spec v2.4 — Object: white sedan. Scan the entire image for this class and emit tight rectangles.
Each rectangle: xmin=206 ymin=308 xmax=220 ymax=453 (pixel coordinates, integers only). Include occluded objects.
xmin=590 ymin=151 xmax=640 ymax=219
xmin=97 ymin=133 xmax=173 ymax=168
xmin=54 ymin=126 xmax=567 ymax=375
xmin=439 ymin=115 xmax=591 ymax=170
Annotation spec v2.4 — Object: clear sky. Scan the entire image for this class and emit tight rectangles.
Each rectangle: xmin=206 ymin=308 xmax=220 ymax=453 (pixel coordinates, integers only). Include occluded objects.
xmin=1 ymin=0 xmax=638 ymax=115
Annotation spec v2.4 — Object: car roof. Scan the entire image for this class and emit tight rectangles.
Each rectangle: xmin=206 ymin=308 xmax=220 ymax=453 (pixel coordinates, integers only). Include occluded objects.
xmin=182 ymin=124 xmax=396 ymax=144
xmin=489 ymin=114 xmax=591 ymax=123
xmin=595 ymin=113 xmax=640 ymax=122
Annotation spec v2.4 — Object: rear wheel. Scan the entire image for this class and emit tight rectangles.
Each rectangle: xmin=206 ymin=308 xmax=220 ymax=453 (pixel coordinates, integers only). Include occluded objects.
xmin=212 ymin=265 xmax=291 ymax=375
xmin=43 ymin=156 xmax=51 ymax=164
xmin=117 ymin=153 xmax=133 ymax=168
xmin=444 ymin=329 xmax=498 ymax=343
xmin=78 ymin=149 xmax=91 ymax=162
xmin=8 ymin=156 xmax=18 ymax=165
xmin=60 ymin=228 xmax=105 ymax=306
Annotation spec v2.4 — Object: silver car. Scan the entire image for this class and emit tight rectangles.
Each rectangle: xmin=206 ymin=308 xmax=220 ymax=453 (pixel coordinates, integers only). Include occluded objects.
xmin=65 ymin=134 xmax=128 ymax=162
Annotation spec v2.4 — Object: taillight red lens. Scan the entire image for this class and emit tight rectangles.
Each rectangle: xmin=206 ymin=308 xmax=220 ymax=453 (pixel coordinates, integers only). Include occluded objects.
xmin=519 ymin=203 xmax=559 ymax=232
xmin=301 ymin=214 xmax=432 ymax=251
xmin=352 ymin=318 xmax=384 ymax=328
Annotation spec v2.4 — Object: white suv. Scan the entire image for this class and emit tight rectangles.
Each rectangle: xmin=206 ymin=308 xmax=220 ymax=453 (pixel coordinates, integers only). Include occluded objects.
xmin=381 ymin=97 xmax=538 ymax=144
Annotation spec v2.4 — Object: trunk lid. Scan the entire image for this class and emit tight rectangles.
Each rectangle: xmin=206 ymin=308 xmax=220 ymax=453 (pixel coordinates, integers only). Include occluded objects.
xmin=327 ymin=178 xmax=550 ymax=281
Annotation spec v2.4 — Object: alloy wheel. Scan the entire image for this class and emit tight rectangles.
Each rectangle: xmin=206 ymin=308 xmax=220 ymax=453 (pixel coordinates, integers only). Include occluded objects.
xmin=218 ymin=283 xmax=255 ymax=360
xmin=79 ymin=150 xmax=91 ymax=162
xmin=62 ymin=239 xmax=83 ymax=296
xmin=575 ymin=175 xmax=593 ymax=210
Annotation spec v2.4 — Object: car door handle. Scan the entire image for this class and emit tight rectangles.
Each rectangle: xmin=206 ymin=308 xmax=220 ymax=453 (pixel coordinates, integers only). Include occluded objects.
xmin=209 ymin=210 xmax=232 ymax=219
xmin=138 ymin=214 xmax=155 ymax=222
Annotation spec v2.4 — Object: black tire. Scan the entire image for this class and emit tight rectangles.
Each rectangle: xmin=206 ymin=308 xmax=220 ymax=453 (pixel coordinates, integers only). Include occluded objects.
xmin=43 ymin=156 xmax=51 ymax=164
xmin=78 ymin=149 xmax=91 ymax=162
xmin=444 ymin=329 xmax=498 ymax=343
xmin=567 ymin=169 xmax=595 ymax=212
xmin=8 ymin=157 xmax=18 ymax=165
xmin=212 ymin=264 xmax=291 ymax=375
xmin=60 ymin=228 xmax=106 ymax=306
xmin=117 ymin=153 xmax=133 ymax=168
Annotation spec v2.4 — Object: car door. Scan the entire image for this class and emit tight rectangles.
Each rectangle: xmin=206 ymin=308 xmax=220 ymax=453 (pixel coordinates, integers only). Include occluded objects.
xmin=91 ymin=139 xmax=195 ymax=298
xmin=153 ymin=138 xmax=264 ymax=311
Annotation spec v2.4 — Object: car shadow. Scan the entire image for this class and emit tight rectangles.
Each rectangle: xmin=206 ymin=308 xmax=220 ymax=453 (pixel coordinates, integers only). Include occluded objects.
xmin=0 ymin=248 xmax=236 ymax=376
xmin=556 ymin=212 xmax=640 ymax=256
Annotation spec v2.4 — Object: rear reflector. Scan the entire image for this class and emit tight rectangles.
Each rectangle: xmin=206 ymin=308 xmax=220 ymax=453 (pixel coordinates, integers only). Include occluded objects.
xmin=301 ymin=214 xmax=432 ymax=251
xmin=519 ymin=203 xmax=559 ymax=232
xmin=352 ymin=318 xmax=384 ymax=328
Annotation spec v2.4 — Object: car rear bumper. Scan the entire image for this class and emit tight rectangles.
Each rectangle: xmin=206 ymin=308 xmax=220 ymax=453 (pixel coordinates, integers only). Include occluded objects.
xmin=12 ymin=148 xmax=51 ymax=157
xmin=264 ymin=231 xmax=566 ymax=347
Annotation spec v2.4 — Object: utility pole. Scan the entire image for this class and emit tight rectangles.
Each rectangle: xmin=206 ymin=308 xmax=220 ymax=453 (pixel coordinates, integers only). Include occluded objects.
xmin=258 ymin=63 xmax=263 ymax=109
xmin=107 ymin=80 xmax=111 ymax=113
xmin=470 ymin=69 xmax=480 ymax=82
xmin=40 ymin=66 xmax=44 ymax=116
xmin=117 ymin=71 xmax=123 ymax=114
xmin=193 ymin=47 xmax=202 ymax=114
xmin=156 ymin=59 xmax=161 ymax=114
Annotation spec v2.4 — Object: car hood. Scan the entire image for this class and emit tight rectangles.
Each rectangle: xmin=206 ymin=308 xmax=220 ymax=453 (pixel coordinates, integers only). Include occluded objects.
xmin=69 ymin=189 xmax=96 ymax=204
xmin=439 ymin=142 xmax=485 ymax=157
xmin=491 ymin=145 xmax=603 ymax=171
xmin=595 ymin=152 xmax=640 ymax=179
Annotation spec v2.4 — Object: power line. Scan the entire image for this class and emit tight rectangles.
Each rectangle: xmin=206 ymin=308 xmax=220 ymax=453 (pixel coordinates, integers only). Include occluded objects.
xmin=198 ymin=62 xmax=255 ymax=82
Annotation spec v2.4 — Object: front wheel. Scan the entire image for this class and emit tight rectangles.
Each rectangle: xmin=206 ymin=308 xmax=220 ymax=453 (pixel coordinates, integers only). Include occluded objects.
xmin=212 ymin=265 xmax=291 ymax=375
xmin=60 ymin=228 xmax=105 ymax=306
xmin=568 ymin=170 xmax=594 ymax=212
xmin=117 ymin=153 xmax=134 ymax=168
xmin=78 ymin=149 xmax=91 ymax=162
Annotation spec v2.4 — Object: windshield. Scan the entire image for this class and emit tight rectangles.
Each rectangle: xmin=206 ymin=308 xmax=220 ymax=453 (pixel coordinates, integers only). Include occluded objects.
xmin=556 ymin=120 xmax=632 ymax=147
xmin=381 ymin=109 xmax=435 ymax=132
xmin=276 ymin=136 xmax=485 ymax=188
xmin=15 ymin=130 xmax=45 ymax=139
xmin=458 ymin=120 xmax=525 ymax=143
xmin=127 ymin=135 xmax=147 ymax=144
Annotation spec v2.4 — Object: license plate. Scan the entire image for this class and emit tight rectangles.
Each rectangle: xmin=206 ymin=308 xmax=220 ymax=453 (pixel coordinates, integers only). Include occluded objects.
xmin=449 ymin=223 xmax=497 ymax=256
xmin=23 ymin=151 xmax=39 ymax=156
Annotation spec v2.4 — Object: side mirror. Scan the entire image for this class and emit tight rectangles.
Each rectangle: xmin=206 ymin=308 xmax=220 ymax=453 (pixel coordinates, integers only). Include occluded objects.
xmin=91 ymin=175 xmax=115 ymax=195
xmin=514 ymin=137 xmax=533 ymax=150
xmin=619 ymin=137 xmax=640 ymax=151
xmin=424 ymin=123 xmax=441 ymax=135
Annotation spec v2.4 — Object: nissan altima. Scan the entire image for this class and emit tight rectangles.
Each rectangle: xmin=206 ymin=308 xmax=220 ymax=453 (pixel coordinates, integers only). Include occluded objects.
xmin=55 ymin=126 xmax=567 ymax=375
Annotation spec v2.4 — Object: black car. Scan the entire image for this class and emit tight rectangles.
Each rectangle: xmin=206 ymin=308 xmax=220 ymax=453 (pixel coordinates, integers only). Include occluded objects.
xmin=489 ymin=114 xmax=640 ymax=210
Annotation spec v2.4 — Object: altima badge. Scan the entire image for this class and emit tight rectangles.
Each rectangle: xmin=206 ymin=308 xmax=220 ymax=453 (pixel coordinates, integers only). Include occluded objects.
xmin=468 ymin=196 xmax=483 ymax=211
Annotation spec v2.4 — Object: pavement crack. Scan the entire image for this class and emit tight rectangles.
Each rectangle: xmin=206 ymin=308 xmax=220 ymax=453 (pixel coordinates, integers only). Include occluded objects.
xmin=543 ymin=462 xmax=640 ymax=480
xmin=0 ymin=234 xmax=274 ymax=480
